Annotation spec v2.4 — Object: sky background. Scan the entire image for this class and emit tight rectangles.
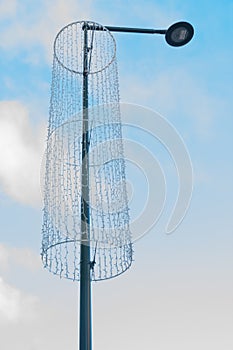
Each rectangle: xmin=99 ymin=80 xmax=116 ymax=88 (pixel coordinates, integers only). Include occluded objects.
xmin=0 ymin=1 xmax=232 ymax=349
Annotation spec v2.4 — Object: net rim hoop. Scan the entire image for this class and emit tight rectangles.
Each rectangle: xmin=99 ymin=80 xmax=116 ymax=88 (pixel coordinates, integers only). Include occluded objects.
xmin=41 ymin=241 xmax=133 ymax=281
xmin=53 ymin=20 xmax=117 ymax=75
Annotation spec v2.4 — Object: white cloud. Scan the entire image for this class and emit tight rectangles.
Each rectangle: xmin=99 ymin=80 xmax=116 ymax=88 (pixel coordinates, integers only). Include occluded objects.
xmin=0 ymin=0 xmax=93 ymax=62
xmin=0 ymin=100 xmax=46 ymax=206
xmin=0 ymin=244 xmax=76 ymax=348
xmin=120 ymin=68 xmax=221 ymax=139
xmin=0 ymin=274 xmax=77 ymax=350
xmin=130 ymin=2 xmax=181 ymax=27
xmin=0 ymin=244 xmax=41 ymax=273
xmin=0 ymin=0 xmax=17 ymax=19
xmin=0 ymin=244 xmax=9 ymax=271
xmin=0 ymin=277 xmax=37 ymax=323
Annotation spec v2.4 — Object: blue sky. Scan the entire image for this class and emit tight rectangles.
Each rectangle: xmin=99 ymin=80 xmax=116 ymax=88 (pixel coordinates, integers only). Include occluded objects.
xmin=0 ymin=1 xmax=232 ymax=349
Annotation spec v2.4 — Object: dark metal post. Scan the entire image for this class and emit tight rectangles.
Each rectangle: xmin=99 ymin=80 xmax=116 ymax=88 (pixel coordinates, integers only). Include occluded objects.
xmin=85 ymin=24 xmax=166 ymax=34
xmin=79 ymin=24 xmax=92 ymax=350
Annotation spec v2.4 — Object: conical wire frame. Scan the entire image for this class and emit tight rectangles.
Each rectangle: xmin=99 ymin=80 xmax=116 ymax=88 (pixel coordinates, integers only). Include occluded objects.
xmin=42 ymin=21 xmax=133 ymax=281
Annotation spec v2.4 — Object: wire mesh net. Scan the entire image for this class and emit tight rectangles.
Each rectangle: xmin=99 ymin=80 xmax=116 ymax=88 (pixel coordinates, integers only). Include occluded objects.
xmin=42 ymin=21 xmax=133 ymax=281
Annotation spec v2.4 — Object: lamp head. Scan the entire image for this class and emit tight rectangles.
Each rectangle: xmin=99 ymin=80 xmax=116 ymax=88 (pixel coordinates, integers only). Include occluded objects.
xmin=165 ymin=21 xmax=194 ymax=47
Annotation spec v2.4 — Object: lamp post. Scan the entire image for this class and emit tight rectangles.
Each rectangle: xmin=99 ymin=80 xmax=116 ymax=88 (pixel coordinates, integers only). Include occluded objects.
xmin=85 ymin=21 xmax=194 ymax=46
xmin=79 ymin=20 xmax=194 ymax=350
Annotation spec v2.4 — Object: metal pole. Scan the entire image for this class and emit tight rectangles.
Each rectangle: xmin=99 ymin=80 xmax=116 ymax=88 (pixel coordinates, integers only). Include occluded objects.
xmin=105 ymin=26 xmax=166 ymax=34
xmin=79 ymin=24 xmax=92 ymax=350
xmin=85 ymin=24 xmax=166 ymax=34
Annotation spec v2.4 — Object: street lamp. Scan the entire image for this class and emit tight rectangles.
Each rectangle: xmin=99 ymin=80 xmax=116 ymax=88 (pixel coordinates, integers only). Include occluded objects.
xmin=80 ymin=20 xmax=194 ymax=350
xmin=165 ymin=21 xmax=194 ymax=47
xmin=85 ymin=21 xmax=194 ymax=47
